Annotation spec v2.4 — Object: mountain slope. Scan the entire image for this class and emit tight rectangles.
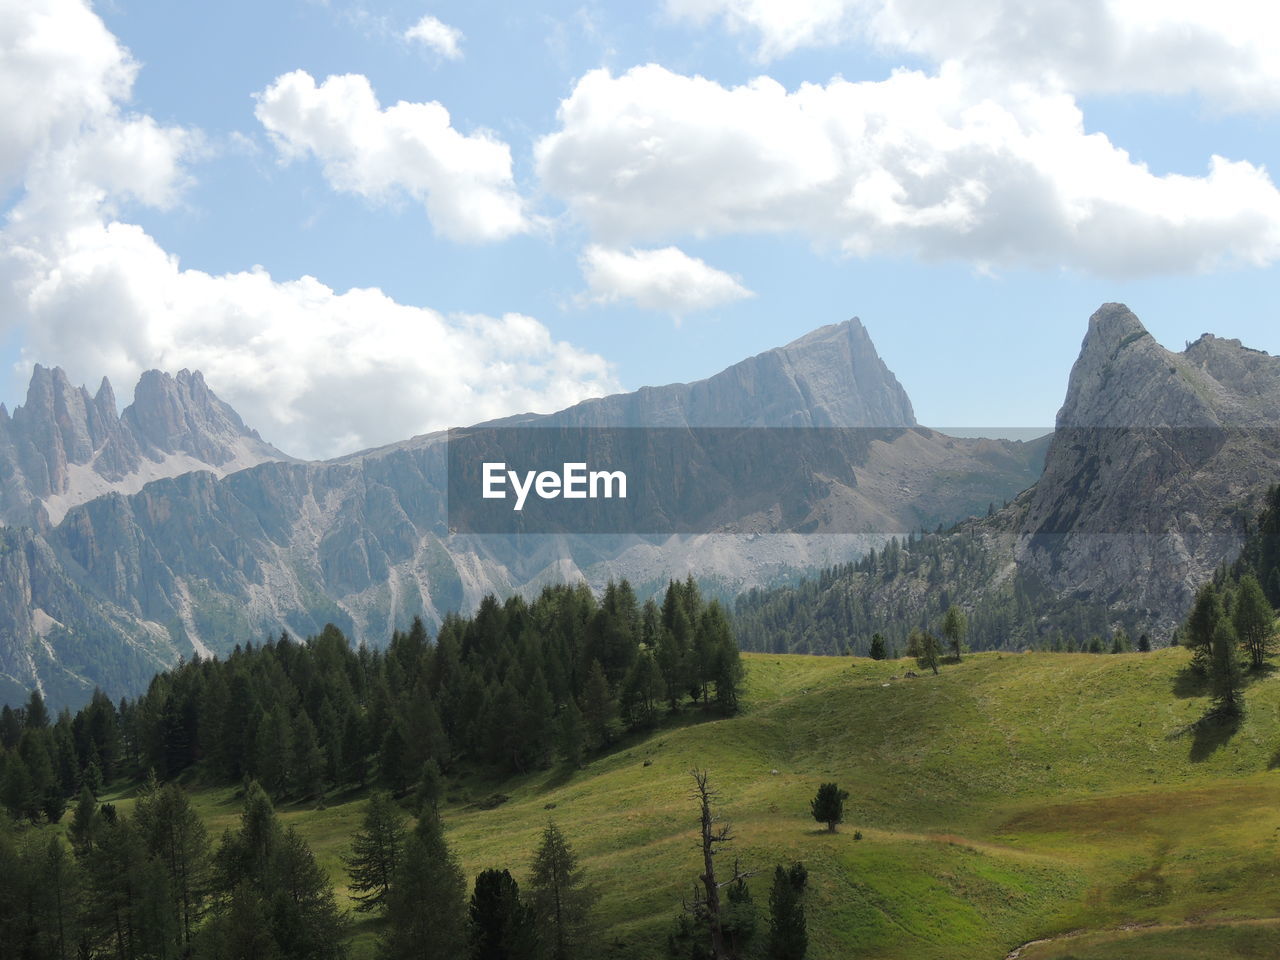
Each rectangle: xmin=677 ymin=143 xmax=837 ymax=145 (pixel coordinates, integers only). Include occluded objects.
xmin=96 ymin=649 xmax=1280 ymax=960
xmin=737 ymin=304 xmax=1280 ymax=654
xmin=0 ymin=318 xmax=1046 ymax=705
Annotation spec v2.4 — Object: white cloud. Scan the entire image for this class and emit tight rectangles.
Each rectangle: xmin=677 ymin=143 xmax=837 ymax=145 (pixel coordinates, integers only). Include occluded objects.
xmin=6 ymin=218 xmax=618 ymax=458
xmin=0 ymin=0 xmax=195 ymax=205
xmin=580 ymin=244 xmax=754 ymax=313
xmin=535 ymin=64 xmax=1280 ymax=276
xmin=0 ymin=1 xmax=616 ymax=460
xmin=665 ymin=0 xmax=1280 ymax=110
xmin=663 ymin=0 xmax=859 ymax=63
xmin=404 ymin=14 xmax=464 ymax=60
xmin=254 ymin=70 xmax=528 ymax=243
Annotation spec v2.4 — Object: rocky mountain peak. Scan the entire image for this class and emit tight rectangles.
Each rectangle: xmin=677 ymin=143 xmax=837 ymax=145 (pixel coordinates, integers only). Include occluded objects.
xmin=124 ymin=368 xmax=267 ymax=464
xmin=497 ymin=316 xmax=916 ymax=429
xmin=0 ymin=365 xmax=288 ymax=526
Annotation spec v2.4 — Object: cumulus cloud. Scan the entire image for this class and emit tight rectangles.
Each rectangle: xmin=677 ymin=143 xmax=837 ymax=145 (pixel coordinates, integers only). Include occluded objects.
xmin=0 ymin=0 xmax=195 ymax=204
xmin=580 ymin=244 xmax=753 ymax=313
xmin=254 ymin=70 xmax=528 ymax=243
xmin=404 ymin=14 xmax=464 ymax=60
xmin=666 ymin=0 xmax=1280 ymax=110
xmin=6 ymin=219 xmax=618 ymax=458
xmin=1 ymin=1 xmax=616 ymax=459
xmin=535 ymin=64 xmax=1280 ymax=275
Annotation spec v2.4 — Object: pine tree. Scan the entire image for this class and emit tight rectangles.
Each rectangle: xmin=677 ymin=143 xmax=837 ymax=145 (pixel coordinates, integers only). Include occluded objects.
xmin=1234 ymin=573 xmax=1275 ymax=670
xmin=767 ymin=865 xmax=807 ymax=960
xmin=379 ymin=814 xmax=468 ymax=960
xmin=68 ymin=785 xmax=98 ymax=857
xmin=722 ymin=872 xmax=758 ymax=959
xmin=204 ymin=781 xmax=347 ymax=960
xmin=941 ymin=607 xmax=967 ymax=661
xmin=468 ymin=868 xmax=538 ymax=960
xmin=291 ymin=711 xmax=326 ymax=799
xmin=413 ymin=759 xmax=444 ymax=818
xmin=344 ymin=791 xmax=407 ymax=913
xmin=809 ymin=783 xmax=850 ymax=833
xmin=1185 ymin=583 xmax=1223 ymax=674
xmin=868 ymin=634 xmax=887 ymax=660
xmin=907 ymin=630 xmax=942 ymax=675
xmin=1210 ymin=618 xmax=1245 ymax=718
xmin=528 ymin=821 xmax=597 ymax=960
xmin=134 ymin=778 xmax=212 ymax=949
xmin=558 ymin=700 xmax=585 ymax=769
xmin=580 ymin=661 xmax=614 ymax=751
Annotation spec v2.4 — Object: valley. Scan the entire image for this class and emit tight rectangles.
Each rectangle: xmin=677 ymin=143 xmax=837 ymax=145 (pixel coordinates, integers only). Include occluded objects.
xmin=68 ymin=647 xmax=1280 ymax=959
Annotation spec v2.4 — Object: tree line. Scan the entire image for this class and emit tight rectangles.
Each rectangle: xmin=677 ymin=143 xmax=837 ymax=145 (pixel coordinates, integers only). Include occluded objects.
xmin=1178 ymin=485 xmax=1280 ymax=718
xmin=733 ymin=528 xmax=1129 ymax=657
xmin=0 ymin=577 xmax=743 ymax=821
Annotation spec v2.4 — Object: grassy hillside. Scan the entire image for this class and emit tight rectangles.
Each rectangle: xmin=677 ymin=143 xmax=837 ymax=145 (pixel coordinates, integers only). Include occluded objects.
xmin=99 ymin=649 xmax=1280 ymax=958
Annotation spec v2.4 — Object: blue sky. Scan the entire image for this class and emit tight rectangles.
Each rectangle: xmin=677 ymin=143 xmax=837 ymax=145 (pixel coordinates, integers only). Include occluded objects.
xmin=2 ymin=0 xmax=1278 ymax=457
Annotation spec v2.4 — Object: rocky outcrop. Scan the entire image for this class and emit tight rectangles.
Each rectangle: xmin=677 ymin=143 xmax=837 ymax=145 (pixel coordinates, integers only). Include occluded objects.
xmin=0 ymin=366 xmax=290 ymax=526
xmin=1013 ymin=303 xmax=1280 ymax=625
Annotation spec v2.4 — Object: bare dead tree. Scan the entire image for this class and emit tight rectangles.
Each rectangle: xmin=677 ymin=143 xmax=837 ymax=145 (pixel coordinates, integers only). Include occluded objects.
xmin=689 ymin=769 xmax=754 ymax=960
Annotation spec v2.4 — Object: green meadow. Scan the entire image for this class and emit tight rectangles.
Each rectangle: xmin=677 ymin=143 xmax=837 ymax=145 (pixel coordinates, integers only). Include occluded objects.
xmin=96 ymin=648 xmax=1280 ymax=958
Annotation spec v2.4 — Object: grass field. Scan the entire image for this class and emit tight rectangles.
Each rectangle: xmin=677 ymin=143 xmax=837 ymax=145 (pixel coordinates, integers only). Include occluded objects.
xmin=95 ymin=648 xmax=1280 ymax=958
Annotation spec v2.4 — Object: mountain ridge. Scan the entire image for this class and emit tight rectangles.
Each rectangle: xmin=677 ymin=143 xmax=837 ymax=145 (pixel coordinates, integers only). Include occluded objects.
xmin=0 ymin=317 xmax=1045 ymax=707
xmin=736 ymin=303 xmax=1280 ymax=655
xmin=0 ymin=365 xmax=290 ymax=527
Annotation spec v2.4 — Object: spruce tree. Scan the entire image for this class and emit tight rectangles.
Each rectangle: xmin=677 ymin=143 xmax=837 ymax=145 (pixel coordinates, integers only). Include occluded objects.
xmin=468 ymin=868 xmax=538 ymax=960
xmin=379 ymin=813 xmax=468 ymax=960
xmin=767 ymin=865 xmax=807 ymax=960
xmin=580 ymin=661 xmax=614 ymax=751
xmin=868 ymin=634 xmax=887 ymax=660
xmin=344 ymin=791 xmax=407 ymax=913
xmin=1210 ymin=618 xmax=1245 ymax=718
xmin=1186 ymin=583 xmax=1223 ymax=674
xmin=68 ymin=785 xmax=98 ymax=856
xmin=941 ymin=607 xmax=967 ymax=661
xmin=134 ymin=778 xmax=212 ymax=948
xmin=204 ymin=781 xmax=347 ymax=960
xmin=528 ymin=821 xmax=597 ymax=960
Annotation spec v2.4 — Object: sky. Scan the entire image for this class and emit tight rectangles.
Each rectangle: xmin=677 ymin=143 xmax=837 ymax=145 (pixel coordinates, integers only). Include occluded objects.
xmin=2 ymin=0 xmax=1278 ymax=458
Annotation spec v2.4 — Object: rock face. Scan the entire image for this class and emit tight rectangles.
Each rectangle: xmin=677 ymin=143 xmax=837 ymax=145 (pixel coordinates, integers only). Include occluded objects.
xmin=1013 ymin=303 xmax=1280 ymax=624
xmin=0 ymin=319 xmax=1047 ymax=707
xmin=0 ymin=366 xmax=289 ymax=526
xmin=736 ymin=304 xmax=1280 ymax=654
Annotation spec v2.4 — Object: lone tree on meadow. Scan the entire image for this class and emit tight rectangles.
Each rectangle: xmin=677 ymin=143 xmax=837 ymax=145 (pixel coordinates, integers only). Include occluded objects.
xmin=868 ymin=634 xmax=887 ymax=661
xmin=810 ymin=783 xmax=850 ymax=833
xmin=941 ymin=607 xmax=967 ymax=661
xmin=1234 ymin=573 xmax=1276 ymax=671
xmin=907 ymin=629 xmax=942 ymax=675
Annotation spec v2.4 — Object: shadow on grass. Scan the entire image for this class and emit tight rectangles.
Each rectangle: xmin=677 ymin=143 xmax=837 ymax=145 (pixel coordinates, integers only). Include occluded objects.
xmin=1187 ymin=713 xmax=1242 ymax=762
xmin=1246 ymin=662 xmax=1279 ymax=687
xmin=1171 ymin=665 xmax=1210 ymax=699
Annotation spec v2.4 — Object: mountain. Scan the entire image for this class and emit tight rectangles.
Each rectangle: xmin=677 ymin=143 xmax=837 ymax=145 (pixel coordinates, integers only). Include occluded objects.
xmin=736 ymin=304 xmax=1280 ymax=654
xmin=0 ymin=366 xmax=289 ymax=526
xmin=0 ymin=318 xmax=1047 ymax=707
xmin=492 ymin=319 xmax=916 ymax=428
